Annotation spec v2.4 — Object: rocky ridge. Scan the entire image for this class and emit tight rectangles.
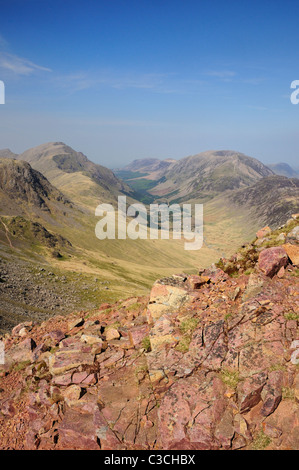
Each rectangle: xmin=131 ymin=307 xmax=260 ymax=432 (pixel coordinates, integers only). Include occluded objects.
xmin=0 ymin=158 xmax=71 ymax=212
xmin=0 ymin=216 xmax=298 ymax=450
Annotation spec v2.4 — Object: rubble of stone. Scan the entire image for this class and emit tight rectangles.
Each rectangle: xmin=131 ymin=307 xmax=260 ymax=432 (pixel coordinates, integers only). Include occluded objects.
xmin=0 ymin=215 xmax=298 ymax=450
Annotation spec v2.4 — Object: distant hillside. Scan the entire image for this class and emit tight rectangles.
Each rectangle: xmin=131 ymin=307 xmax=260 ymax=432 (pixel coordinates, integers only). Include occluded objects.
xmin=116 ymin=150 xmax=275 ymax=204
xmin=121 ymin=157 xmax=176 ymax=177
xmin=140 ymin=150 xmax=274 ymax=202
xmin=0 ymin=145 xmax=296 ymax=333
xmin=115 ymin=158 xmax=177 ymax=195
xmin=3 ymin=142 xmax=134 ymax=210
xmin=0 ymin=149 xmax=18 ymax=159
xmin=228 ymin=175 xmax=299 ymax=228
xmin=268 ymin=162 xmax=298 ymax=178
xmin=0 ymin=156 xmax=209 ymax=331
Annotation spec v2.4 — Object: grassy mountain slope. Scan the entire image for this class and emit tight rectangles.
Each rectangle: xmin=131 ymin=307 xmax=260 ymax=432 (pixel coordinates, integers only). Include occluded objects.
xmin=148 ymin=150 xmax=274 ymax=202
xmin=120 ymin=157 xmax=176 ymax=177
xmin=228 ymin=175 xmax=299 ymax=228
xmin=10 ymin=142 xmax=133 ymax=211
xmin=1 ymin=146 xmax=296 ymax=334
xmin=0 ymin=156 xmax=233 ymax=332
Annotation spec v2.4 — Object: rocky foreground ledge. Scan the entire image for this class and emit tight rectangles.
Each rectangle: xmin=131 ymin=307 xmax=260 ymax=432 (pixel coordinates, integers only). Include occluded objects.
xmin=0 ymin=216 xmax=298 ymax=450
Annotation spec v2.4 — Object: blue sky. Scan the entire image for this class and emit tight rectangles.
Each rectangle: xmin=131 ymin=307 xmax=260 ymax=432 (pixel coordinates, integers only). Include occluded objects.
xmin=0 ymin=0 xmax=298 ymax=168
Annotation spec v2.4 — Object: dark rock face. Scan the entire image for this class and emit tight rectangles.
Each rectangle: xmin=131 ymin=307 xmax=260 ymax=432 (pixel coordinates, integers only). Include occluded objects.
xmin=229 ymin=175 xmax=299 ymax=229
xmin=0 ymin=158 xmax=70 ymax=210
xmin=0 ymin=216 xmax=298 ymax=450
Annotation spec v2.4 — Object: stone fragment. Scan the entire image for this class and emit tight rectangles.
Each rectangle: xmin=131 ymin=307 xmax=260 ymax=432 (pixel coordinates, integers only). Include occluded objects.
xmin=68 ymin=317 xmax=84 ymax=331
xmin=188 ymin=275 xmax=210 ymax=290
xmin=256 ymin=226 xmax=272 ymax=239
xmin=258 ymin=247 xmax=288 ymax=277
xmin=5 ymin=338 xmax=36 ymax=367
xmin=105 ymin=328 xmax=120 ymax=341
xmin=238 ymin=373 xmax=267 ymax=413
xmin=147 ymin=283 xmax=189 ymax=323
xmin=283 ymin=244 xmax=299 ymax=266
xmin=62 ymin=385 xmax=82 ymax=406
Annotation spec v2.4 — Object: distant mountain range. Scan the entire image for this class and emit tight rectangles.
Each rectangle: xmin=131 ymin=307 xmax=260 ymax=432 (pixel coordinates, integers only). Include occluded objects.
xmin=267 ymin=162 xmax=299 ymax=178
xmin=116 ymin=151 xmax=299 ymax=226
xmin=0 ymin=142 xmax=298 ymax=332
xmin=1 ymin=144 xmax=298 ymax=229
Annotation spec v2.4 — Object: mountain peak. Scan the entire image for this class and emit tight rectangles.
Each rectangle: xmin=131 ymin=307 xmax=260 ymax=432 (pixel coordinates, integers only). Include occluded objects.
xmin=146 ymin=149 xmax=274 ymax=202
xmin=9 ymin=142 xmax=133 ymax=208
xmin=0 ymin=149 xmax=18 ymax=159
xmin=268 ymin=162 xmax=298 ymax=178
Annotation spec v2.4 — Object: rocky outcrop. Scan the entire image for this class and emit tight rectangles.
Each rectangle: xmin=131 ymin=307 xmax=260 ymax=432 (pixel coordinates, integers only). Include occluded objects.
xmin=0 ymin=158 xmax=70 ymax=211
xmin=258 ymin=246 xmax=289 ymax=277
xmin=0 ymin=216 xmax=298 ymax=450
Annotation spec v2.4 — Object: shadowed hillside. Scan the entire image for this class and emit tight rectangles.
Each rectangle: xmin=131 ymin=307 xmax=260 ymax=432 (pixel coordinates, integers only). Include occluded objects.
xmin=228 ymin=175 xmax=299 ymax=228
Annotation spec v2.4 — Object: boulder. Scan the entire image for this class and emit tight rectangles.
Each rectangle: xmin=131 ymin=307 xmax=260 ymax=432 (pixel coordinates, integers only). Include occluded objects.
xmin=256 ymin=226 xmax=272 ymax=239
xmin=5 ymin=338 xmax=36 ymax=368
xmin=188 ymin=275 xmax=210 ymax=290
xmin=105 ymin=328 xmax=120 ymax=341
xmin=283 ymin=243 xmax=299 ymax=266
xmin=62 ymin=385 xmax=82 ymax=406
xmin=286 ymin=226 xmax=299 ymax=243
xmin=147 ymin=282 xmax=189 ymax=323
xmin=258 ymin=246 xmax=288 ymax=277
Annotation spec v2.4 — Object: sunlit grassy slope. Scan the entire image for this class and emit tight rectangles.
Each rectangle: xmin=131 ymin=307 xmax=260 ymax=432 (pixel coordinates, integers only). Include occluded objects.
xmin=39 ymin=196 xmax=257 ymax=302
xmin=0 ymin=143 xmax=265 ymax=305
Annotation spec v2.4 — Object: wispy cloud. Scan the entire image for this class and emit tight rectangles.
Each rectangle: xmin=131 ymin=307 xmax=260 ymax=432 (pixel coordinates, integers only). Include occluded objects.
xmin=242 ymin=77 xmax=265 ymax=85
xmin=55 ymin=71 xmax=172 ymax=93
xmin=0 ymin=34 xmax=51 ymax=76
xmin=204 ymin=70 xmax=236 ymax=80
xmin=53 ymin=70 xmax=209 ymax=96
xmin=0 ymin=52 xmax=52 ymax=76
xmin=247 ymin=105 xmax=268 ymax=111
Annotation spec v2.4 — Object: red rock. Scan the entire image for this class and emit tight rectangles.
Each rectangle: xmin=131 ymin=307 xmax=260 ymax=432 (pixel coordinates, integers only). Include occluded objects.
xmin=5 ymin=337 xmax=36 ymax=367
xmin=277 ymin=266 xmax=285 ymax=278
xmin=48 ymin=330 xmax=65 ymax=343
xmin=128 ymin=324 xmax=149 ymax=347
xmin=82 ymin=373 xmax=97 ymax=386
xmin=188 ymin=275 xmax=210 ymax=290
xmin=203 ymin=267 xmax=229 ymax=283
xmin=72 ymin=371 xmax=89 ymax=384
xmin=256 ymin=226 xmax=272 ymax=239
xmin=258 ymin=247 xmax=288 ymax=277
xmin=31 ymin=342 xmax=49 ymax=361
xmin=48 ymin=344 xmax=95 ymax=375
xmin=261 ymin=371 xmax=283 ymax=417
xmin=0 ymin=399 xmax=16 ymax=417
xmin=52 ymin=372 xmax=73 ymax=386
xmin=238 ymin=373 xmax=267 ymax=413
xmin=57 ymin=406 xmax=100 ymax=450
xmin=262 ymin=422 xmax=282 ymax=439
